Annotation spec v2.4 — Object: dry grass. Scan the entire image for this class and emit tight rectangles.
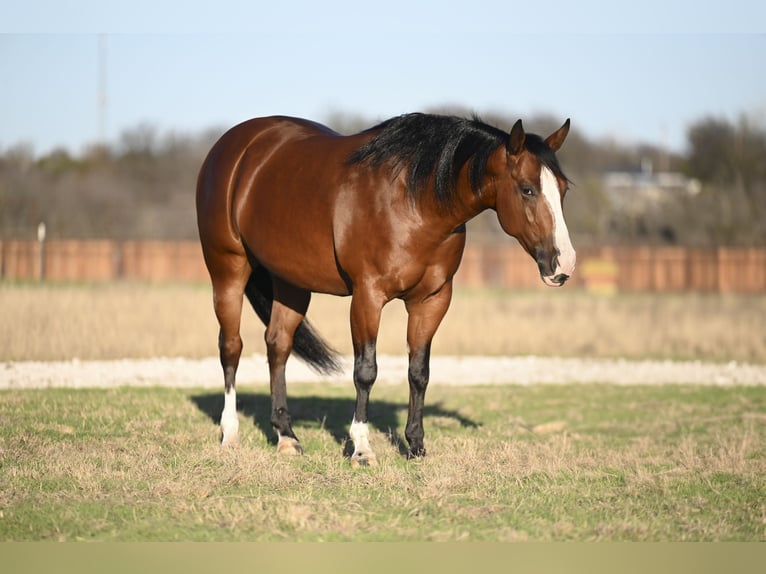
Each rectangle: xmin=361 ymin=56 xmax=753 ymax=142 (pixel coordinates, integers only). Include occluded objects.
xmin=3 ymin=282 xmax=765 ymax=542
xmin=1 ymin=383 xmax=765 ymax=541
xmin=2 ymin=282 xmax=765 ymax=363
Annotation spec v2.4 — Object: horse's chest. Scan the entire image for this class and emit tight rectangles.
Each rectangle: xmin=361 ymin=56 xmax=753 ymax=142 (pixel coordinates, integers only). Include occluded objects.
xmin=381 ymin=233 xmax=466 ymax=297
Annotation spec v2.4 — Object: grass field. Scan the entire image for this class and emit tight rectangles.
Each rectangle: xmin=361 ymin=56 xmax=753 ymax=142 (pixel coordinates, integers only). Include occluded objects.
xmin=2 ymin=282 xmax=765 ymax=363
xmin=2 ymin=282 xmax=765 ymax=541
xmin=1 ymin=382 xmax=765 ymax=541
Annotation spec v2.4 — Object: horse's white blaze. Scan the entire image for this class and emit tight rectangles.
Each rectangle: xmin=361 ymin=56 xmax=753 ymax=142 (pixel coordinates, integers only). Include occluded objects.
xmin=349 ymin=417 xmax=372 ymax=456
xmin=220 ymin=388 xmax=239 ymax=445
xmin=540 ymin=166 xmax=576 ymax=280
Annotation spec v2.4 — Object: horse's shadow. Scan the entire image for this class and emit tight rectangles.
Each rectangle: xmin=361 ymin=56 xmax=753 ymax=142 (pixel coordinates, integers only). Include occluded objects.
xmin=190 ymin=391 xmax=478 ymax=457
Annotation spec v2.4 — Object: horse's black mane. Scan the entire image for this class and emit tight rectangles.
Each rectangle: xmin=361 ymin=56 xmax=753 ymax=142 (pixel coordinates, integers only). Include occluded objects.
xmin=347 ymin=113 xmax=567 ymax=209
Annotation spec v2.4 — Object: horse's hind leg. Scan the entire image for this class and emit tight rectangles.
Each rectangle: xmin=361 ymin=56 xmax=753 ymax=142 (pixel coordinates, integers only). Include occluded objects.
xmin=265 ymin=278 xmax=311 ymax=455
xmin=211 ymin=259 xmax=250 ymax=447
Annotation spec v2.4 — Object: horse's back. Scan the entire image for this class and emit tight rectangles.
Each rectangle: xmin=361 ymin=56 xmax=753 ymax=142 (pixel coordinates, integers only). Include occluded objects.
xmin=197 ymin=116 xmax=367 ymax=294
xmin=197 ymin=116 xmax=338 ymax=204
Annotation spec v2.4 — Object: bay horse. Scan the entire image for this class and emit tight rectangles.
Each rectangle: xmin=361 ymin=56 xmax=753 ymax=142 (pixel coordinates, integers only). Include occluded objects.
xmin=196 ymin=113 xmax=575 ymax=466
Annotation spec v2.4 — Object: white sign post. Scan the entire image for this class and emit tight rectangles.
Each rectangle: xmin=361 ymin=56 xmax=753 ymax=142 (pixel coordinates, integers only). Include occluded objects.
xmin=37 ymin=222 xmax=46 ymax=282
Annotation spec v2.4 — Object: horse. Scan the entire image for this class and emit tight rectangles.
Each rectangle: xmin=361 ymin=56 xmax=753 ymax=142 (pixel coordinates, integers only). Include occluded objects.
xmin=196 ymin=112 xmax=575 ymax=466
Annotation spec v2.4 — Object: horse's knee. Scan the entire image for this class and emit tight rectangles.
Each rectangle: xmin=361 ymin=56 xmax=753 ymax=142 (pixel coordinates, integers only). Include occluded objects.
xmin=354 ymin=346 xmax=377 ymax=389
xmin=408 ymin=346 xmax=430 ymax=391
xmin=352 ymin=343 xmax=378 ymax=429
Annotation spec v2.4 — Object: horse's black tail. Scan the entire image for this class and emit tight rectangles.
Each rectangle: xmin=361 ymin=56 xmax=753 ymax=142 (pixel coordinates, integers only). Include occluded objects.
xmin=244 ymin=265 xmax=342 ymax=375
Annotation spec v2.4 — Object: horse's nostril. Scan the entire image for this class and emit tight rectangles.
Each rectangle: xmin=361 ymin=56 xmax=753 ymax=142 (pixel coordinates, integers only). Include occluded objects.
xmin=553 ymin=273 xmax=569 ymax=285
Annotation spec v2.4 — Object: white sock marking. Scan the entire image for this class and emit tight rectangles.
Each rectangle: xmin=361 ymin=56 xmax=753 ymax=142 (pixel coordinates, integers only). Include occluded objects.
xmin=350 ymin=417 xmax=372 ymax=455
xmin=220 ymin=388 xmax=239 ymax=443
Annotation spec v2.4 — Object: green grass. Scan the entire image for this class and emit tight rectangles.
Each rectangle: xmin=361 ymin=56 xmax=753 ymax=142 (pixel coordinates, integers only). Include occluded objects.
xmin=2 ymin=383 xmax=765 ymax=541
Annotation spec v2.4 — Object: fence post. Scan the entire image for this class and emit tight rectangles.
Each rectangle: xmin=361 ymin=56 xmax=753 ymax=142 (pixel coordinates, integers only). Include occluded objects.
xmin=112 ymin=241 xmax=123 ymax=280
xmin=37 ymin=222 xmax=47 ymax=282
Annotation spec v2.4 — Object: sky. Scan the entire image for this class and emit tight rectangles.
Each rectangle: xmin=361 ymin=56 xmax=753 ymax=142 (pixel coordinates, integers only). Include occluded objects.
xmin=2 ymin=1 xmax=766 ymax=156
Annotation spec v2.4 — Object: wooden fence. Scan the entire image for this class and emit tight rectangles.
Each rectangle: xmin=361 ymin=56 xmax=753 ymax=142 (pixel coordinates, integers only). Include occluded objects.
xmin=1 ymin=239 xmax=765 ymax=293
xmin=458 ymin=244 xmax=766 ymax=293
xmin=0 ymin=240 xmax=206 ymax=283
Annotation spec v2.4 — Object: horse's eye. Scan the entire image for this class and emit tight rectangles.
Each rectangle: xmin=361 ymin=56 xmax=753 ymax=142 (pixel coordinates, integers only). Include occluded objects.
xmin=521 ymin=186 xmax=535 ymax=197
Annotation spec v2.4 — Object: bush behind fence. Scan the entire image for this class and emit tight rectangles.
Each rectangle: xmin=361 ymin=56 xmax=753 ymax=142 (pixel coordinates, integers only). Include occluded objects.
xmin=1 ymin=239 xmax=764 ymax=293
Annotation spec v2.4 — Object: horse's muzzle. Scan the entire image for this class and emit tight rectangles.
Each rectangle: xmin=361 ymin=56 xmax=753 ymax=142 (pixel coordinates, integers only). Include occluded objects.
xmin=542 ymin=273 xmax=570 ymax=287
xmin=534 ymin=244 xmax=576 ymax=288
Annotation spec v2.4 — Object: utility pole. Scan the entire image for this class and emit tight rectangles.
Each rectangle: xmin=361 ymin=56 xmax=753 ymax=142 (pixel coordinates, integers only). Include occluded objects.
xmin=98 ymin=34 xmax=108 ymax=144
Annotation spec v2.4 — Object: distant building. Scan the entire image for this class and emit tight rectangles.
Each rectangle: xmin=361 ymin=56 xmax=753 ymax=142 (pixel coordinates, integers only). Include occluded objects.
xmin=603 ymin=157 xmax=701 ymax=211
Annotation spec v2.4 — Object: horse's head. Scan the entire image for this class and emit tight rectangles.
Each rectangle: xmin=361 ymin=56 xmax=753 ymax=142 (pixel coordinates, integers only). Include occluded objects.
xmin=491 ymin=119 xmax=575 ymax=287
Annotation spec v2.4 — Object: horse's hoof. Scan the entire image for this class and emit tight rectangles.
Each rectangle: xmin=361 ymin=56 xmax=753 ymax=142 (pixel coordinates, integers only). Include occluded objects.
xmin=221 ymin=432 xmax=240 ymax=448
xmin=408 ymin=447 xmax=426 ymax=459
xmin=351 ymin=452 xmax=378 ymax=468
xmin=277 ymin=436 xmax=303 ymax=456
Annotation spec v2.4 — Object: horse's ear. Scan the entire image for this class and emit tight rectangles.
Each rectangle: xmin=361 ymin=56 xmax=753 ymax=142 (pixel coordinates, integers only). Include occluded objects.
xmin=507 ymin=119 xmax=525 ymax=155
xmin=545 ymin=118 xmax=571 ymax=151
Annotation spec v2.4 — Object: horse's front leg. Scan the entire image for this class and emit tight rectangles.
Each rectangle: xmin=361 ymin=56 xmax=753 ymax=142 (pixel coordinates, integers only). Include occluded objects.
xmin=404 ymin=282 xmax=453 ymax=458
xmin=348 ymin=289 xmax=385 ymax=467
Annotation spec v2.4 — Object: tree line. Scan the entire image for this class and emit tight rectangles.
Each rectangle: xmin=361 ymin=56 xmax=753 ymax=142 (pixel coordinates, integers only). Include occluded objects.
xmin=1 ymin=109 xmax=764 ymax=246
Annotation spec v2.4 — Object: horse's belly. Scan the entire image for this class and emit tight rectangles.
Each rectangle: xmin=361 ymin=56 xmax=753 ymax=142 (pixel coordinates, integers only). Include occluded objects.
xmin=242 ymin=222 xmax=349 ymax=295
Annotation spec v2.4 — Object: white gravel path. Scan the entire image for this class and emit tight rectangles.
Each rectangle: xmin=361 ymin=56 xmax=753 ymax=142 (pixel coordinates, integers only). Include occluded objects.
xmin=1 ymin=354 xmax=765 ymax=390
